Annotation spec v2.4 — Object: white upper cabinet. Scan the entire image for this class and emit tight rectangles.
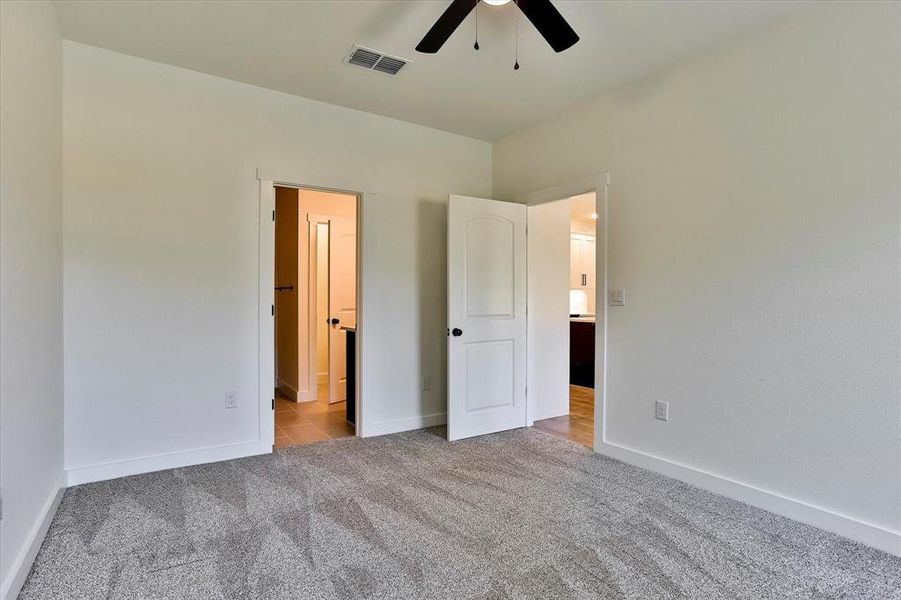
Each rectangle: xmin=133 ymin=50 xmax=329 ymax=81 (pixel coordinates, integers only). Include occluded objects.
xmin=570 ymin=234 xmax=596 ymax=289
xmin=581 ymin=236 xmax=596 ymax=289
xmin=570 ymin=237 xmax=583 ymax=288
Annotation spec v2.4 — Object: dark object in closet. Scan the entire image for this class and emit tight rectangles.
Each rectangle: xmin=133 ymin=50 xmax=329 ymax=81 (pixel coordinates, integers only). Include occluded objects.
xmin=344 ymin=328 xmax=356 ymax=425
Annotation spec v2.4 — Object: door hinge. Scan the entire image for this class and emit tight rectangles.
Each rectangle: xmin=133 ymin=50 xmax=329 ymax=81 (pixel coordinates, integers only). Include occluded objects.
xmin=272 ymin=209 xmax=275 ymax=222
xmin=271 ymin=304 xmax=274 ymax=316
xmin=271 ymin=398 xmax=275 ymax=410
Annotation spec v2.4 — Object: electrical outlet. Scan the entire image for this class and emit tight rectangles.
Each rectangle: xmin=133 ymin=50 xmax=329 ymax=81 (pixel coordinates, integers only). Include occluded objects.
xmin=225 ymin=391 xmax=238 ymax=409
xmin=655 ymin=400 xmax=668 ymax=421
xmin=422 ymin=375 xmax=432 ymax=391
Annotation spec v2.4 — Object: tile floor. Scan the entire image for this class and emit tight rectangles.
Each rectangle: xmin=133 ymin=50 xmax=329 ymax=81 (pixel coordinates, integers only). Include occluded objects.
xmin=274 ymin=382 xmax=354 ymax=448
xmin=532 ymin=384 xmax=595 ymax=448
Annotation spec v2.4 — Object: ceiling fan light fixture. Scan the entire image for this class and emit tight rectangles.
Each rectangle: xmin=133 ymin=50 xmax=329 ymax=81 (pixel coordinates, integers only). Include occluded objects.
xmin=416 ymin=0 xmax=578 ymax=55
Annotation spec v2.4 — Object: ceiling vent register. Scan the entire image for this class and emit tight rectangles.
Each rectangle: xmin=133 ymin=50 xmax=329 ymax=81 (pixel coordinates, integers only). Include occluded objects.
xmin=344 ymin=45 xmax=409 ymax=76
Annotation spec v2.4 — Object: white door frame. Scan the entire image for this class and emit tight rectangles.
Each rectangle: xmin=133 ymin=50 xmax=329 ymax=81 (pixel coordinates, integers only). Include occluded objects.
xmin=258 ymin=168 xmax=371 ymax=447
xmin=307 ymin=214 xmax=331 ymax=401
xmin=516 ymin=173 xmax=610 ymax=451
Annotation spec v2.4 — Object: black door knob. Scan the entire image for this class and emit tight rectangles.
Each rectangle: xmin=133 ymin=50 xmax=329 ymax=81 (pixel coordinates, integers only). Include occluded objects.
xmin=451 ymin=328 xmax=463 ymax=337
xmin=330 ymin=318 xmax=340 ymax=325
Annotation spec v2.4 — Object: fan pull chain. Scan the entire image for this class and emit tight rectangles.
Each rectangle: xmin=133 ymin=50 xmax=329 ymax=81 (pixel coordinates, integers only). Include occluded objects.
xmin=474 ymin=3 xmax=480 ymax=50
xmin=513 ymin=1 xmax=520 ymax=70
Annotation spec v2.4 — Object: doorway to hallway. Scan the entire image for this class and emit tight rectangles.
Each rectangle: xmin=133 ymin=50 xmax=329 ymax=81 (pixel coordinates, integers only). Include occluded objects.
xmin=533 ymin=385 xmax=594 ymax=448
xmin=445 ymin=180 xmax=606 ymax=450
xmin=530 ymin=192 xmax=597 ymax=449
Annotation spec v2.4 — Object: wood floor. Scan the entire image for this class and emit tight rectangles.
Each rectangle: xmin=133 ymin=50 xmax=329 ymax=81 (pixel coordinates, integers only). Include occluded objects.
xmin=532 ymin=385 xmax=595 ymax=448
xmin=275 ymin=382 xmax=354 ymax=448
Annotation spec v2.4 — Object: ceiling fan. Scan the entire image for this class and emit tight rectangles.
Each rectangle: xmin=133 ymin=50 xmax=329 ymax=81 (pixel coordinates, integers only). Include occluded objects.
xmin=415 ymin=0 xmax=579 ymax=55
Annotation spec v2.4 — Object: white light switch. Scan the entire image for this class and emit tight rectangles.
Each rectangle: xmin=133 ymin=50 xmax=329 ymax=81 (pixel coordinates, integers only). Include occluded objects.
xmin=225 ymin=391 xmax=238 ymax=409
xmin=608 ymin=289 xmax=625 ymax=307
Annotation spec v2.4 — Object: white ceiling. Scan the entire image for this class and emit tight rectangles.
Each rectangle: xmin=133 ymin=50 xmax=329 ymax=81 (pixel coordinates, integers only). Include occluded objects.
xmin=53 ymin=0 xmax=812 ymax=141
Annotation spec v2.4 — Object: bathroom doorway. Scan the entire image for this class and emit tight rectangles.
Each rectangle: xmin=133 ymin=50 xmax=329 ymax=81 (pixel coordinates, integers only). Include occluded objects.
xmin=273 ymin=186 xmax=358 ymax=447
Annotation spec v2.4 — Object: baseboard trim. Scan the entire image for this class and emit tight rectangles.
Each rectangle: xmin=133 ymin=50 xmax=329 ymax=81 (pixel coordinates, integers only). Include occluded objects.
xmin=66 ymin=440 xmax=270 ymax=486
xmin=597 ymin=440 xmax=901 ymax=557
xmin=276 ymin=380 xmax=300 ymax=402
xmin=363 ymin=412 xmax=447 ymax=437
xmin=0 ymin=473 xmax=65 ymax=600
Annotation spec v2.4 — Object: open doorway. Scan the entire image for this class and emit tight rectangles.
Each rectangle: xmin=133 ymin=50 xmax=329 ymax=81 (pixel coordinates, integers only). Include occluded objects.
xmin=273 ymin=186 xmax=357 ymax=447
xmin=532 ymin=192 xmax=597 ymax=448
xmin=446 ymin=180 xmax=606 ymax=447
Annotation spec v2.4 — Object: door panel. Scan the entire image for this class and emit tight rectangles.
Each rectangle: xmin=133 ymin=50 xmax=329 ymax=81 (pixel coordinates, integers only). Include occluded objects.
xmin=328 ymin=217 xmax=356 ymax=404
xmin=448 ymin=195 xmax=527 ymax=441
xmin=529 ymin=200 xmax=571 ymax=422
xmin=465 ymin=340 xmax=516 ymax=411
xmin=466 ymin=216 xmax=515 ymax=317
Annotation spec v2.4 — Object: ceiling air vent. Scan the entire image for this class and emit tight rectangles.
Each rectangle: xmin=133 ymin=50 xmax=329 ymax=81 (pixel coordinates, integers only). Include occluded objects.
xmin=343 ymin=45 xmax=409 ymax=76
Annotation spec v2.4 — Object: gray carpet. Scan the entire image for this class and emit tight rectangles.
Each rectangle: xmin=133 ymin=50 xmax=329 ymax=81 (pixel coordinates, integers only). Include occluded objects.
xmin=19 ymin=427 xmax=901 ymax=599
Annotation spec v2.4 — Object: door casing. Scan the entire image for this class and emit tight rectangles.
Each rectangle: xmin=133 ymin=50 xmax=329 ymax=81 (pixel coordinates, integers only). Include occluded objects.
xmin=516 ymin=173 xmax=609 ymax=451
xmin=258 ymin=168 xmax=369 ymax=449
xmin=445 ymin=173 xmax=609 ymax=448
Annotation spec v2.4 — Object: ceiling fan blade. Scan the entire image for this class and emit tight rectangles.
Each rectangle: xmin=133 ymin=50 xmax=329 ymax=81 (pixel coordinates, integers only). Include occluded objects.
xmin=516 ymin=0 xmax=579 ymax=53
xmin=416 ymin=0 xmax=479 ymax=53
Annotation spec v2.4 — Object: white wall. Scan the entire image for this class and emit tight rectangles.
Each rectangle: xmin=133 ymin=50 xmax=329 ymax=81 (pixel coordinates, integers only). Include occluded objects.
xmin=494 ymin=2 xmax=901 ymax=547
xmin=0 ymin=2 xmax=65 ymax=597
xmin=63 ymin=42 xmax=491 ymax=479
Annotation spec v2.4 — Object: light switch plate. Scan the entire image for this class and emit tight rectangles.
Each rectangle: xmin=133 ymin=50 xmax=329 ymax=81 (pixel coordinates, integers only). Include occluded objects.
xmin=225 ymin=391 xmax=238 ymax=409
xmin=655 ymin=400 xmax=669 ymax=421
xmin=608 ymin=289 xmax=625 ymax=306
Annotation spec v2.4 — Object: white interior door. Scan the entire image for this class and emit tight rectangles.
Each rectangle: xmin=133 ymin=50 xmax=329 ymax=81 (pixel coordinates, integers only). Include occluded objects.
xmin=447 ymin=194 xmax=527 ymax=441
xmin=528 ymin=200 xmax=571 ymax=423
xmin=328 ymin=217 xmax=356 ymax=404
